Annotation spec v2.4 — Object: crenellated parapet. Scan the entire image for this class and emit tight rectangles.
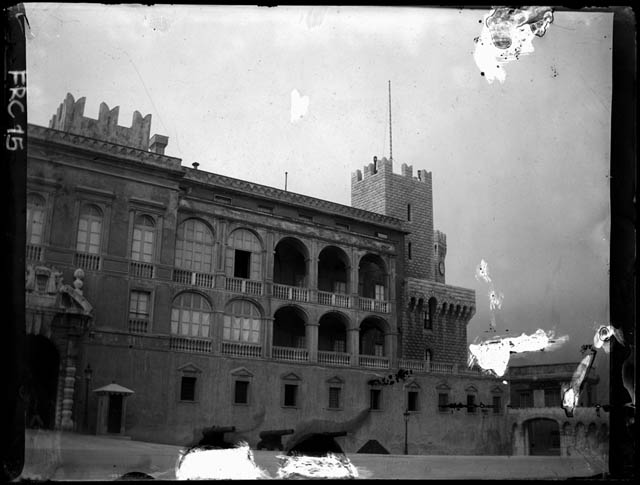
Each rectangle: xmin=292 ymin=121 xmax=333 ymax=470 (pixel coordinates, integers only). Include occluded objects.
xmin=48 ymin=93 xmax=168 ymax=154
xmin=351 ymin=156 xmax=431 ymax=184
xmin=435 ymin=230 xmax=447 ymax=255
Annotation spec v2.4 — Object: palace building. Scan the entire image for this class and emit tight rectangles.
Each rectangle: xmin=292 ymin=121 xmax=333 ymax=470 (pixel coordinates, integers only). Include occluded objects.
xmin=24 ymin=93 xmax=509 ymax=454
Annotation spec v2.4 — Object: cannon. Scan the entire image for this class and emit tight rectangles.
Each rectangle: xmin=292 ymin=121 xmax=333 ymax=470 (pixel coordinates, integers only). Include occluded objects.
xmin=256 ymin=428 xmax=294 ymax=451
xmin=199 ymin=425 xmax=236 ymax=448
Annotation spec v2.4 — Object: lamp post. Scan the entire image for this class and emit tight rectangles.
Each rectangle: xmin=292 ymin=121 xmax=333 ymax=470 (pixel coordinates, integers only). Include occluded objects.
xmin=84 ymin=364 xmax=92 ymax=432
xmin=403 ymin=409 xmax=410 ymax=455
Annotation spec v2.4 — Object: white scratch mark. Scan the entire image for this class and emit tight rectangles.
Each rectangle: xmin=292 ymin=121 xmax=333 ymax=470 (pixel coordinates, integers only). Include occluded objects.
xmin=592 ymin=324 xmax=624 ymax=353
xmin=488 ymin=289 xmax=504 ymax=311
xmin=276 ymin=453 xmax=359 ymax=479
xmin=175 ymin=442 xmax=271 ymax=480
xmin=474 ymin=6 xmax=554 ymax=83
xmin=290 ymin=89 xmax=310 ymax=123
xmin=561 ymin=347 xmax=596 ymax=417
xmin=468 ymin=328 xmax=569 ymax=377
xmin=475 ymin=259 xmax=492 ymax=283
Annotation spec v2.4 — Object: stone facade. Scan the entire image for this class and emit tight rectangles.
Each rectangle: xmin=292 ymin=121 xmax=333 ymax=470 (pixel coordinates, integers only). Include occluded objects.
xmin=505 ymin=363 xmax=608 ymax=458
xmin=24 ymin=93 xmax=506 ymax=454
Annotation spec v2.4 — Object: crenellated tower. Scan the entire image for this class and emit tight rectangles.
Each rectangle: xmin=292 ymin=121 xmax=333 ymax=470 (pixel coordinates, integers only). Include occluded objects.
xmin=351 ymin=156 xmax=435 ymax=281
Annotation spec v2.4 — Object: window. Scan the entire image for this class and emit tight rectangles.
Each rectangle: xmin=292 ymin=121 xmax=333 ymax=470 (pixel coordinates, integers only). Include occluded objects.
xmin=223 ymin=300 xmax=261 ymax=343
xmin=544 ymin=388 xmax=561 ymax=408
xmin=175 ymin=219 xmax=214 ymax=273
xmin=407 ymin=204 xmax=411 ymax=221
xmin=518 ymin=391 xmax=533 ymax=408
xmin=234 ymin=381 xmax=249 ymax=404
xmin=467 ymin=394 xmax=476 ymax=414
xmin=425 ymin=349 xmax=432 ymax=367
xmin=374 ymin=343 xmax=384 ymax=357
xmin=492 ymin=395 xmax=502 ymax=414
xmin=333 ymin=339 xmax=346 ymax=353
xmin=422 ymin=311 xmax=432 ymax=330
xmin=180 ymin=376 xmax=197 ymax=401
xmin=131 ymin=214 xmax=155 ymax=262
xmin=408 ymin=242 xmax=412 ymax=260
xmin=284 ymin=384 xmax=298 ymax=407
xmin=374 ymin=284 xmax=385 ymax=301
xmin=226 ymin=229 xmax=262 ymax=280
xmin=76 ymin=204 xmax=103 ymax=254
xmin=328 ymin=387 xmax=341 ymax=409
xmin=370 ymin=389 xmax=381 ymax=410
xmin=234 ymin=250 xmax=251 ymax=278
xmin=129 ymin=290 xmax=151 ymax=319
xmin=170 ymin=292 xmax=212 ymax=338
xmin=407 ymin=391 xmax=419 ymax=412
xmin=27 ymin=193 xmax=46 ymax=245
xmin=438 ymin=393 xmax=449 ymax=412
xmin=36 ymin=273 xmax=48 ymax=292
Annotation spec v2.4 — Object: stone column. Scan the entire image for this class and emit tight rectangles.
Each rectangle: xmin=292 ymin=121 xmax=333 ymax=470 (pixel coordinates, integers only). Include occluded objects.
xmin=386 ymin=331 xmax=398 ymax=368
xmin=348 ymin=327 xmax=360 ymax=366
xmin=60 ymin=356 xmax=77 ymax=431
xmin=264 ymin=317 xmax=274 ymax=358
xmin=307 ymin=322 xmax=319 ymax=363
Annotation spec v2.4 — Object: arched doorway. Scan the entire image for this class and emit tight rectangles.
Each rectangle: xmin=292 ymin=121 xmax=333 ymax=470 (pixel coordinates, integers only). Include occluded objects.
xmin=25 ymin=335 xmax=60 ymax=429
xmin=524 ymin=418 xmax=560 ymax=456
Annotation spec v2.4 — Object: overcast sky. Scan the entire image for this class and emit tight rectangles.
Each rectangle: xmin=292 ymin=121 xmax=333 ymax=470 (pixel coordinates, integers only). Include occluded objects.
xmin=24 ymin=5 xmax=612 ymax=385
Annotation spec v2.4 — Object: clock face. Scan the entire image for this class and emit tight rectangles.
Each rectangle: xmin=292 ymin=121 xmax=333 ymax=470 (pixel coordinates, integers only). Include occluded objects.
xmin=439 ymin=261 xmax=445 ymax=275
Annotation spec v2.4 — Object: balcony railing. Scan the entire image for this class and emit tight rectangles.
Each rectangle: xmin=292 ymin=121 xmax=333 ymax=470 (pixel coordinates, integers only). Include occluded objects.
xmin=170 ymin=336 xmax=212 ymax=354
xmin=221 ymin=341 xmax=262 ymax=358
xmin=128 ymin=318 xmax=149 ymax=334
xmin=398 ymin=359 xmax=426 ymax=372
xmin=74 ymin=252 xmax=101 ymax=271
xmin=359 ymin=355 xmax=390 ymax=369
xmin=429 ymin=362 xmax=455 ymax=374
xmin=225 ymin=277 xmax=263 ymax=296
xmin=172 ymin=269 xmax=215 ymax=288
xmin=318 ymin=350 xmax=351 ymax=366
xmin=129 ymin=261 xmax=154 ymax=279
xmin=26 ymin=244 xmax=43 ymax=262
xmin=317 ymin=291 xmax=350 ymax=308
xmin=358 ymin=297 xmax=389 ymax=313
xmin=273 ymin=284 xmax=310 ymax=302
xmin=272 ymin=346 xmax=309 ymax=362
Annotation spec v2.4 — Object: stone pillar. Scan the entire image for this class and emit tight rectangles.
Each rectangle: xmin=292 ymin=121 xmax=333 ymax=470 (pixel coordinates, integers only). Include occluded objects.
xmin=386 ymin=331 xmax=397 ymax=368
xmin=350 ymin=249 xmax=360 ymax=301
xmin=533 ymin=389 xmax=545 ymax=408
xmin=307 ymin=322 xmax=319 ymax=363
xmin=348 ymin=327 xmax=359 ymax=366
xmin=308 ymin=240 xmax=318 ymax=291
xmin=60 ymin=356 xmax=77 ymax=431
xmin=264 ymin=317 xmax=274 ymax=358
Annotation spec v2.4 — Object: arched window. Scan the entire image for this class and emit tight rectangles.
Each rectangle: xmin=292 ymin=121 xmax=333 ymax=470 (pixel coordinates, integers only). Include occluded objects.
xmin=170 ymin=292 xmax=212 ymax=338
xmin=175 ymin=219 xmax=214 ymax=273
xmin=225 ymin=229 xmax=262 ymax=279
xmin=223 ymin=300 xmax=261 ymax=343
xmin=76 ymin=204 xmax=103 ymax=254
xmin=131 ymin=214 xmax=155 ymax=262
xmin=27 ymin=193 xmax=46 ymax=245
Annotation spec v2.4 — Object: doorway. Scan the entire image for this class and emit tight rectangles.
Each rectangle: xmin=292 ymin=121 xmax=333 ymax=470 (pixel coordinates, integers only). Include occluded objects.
xmin=107 ymin=394 xmax=123 ymax=433
xmin=525 ymin=418 xmax=560 ymax=455
xmin=25 ymin=335 xmax=60 ymax=429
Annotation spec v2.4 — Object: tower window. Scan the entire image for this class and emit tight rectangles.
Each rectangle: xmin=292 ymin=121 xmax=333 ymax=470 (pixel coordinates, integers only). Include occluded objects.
xmin=408 ymin=242 xmax=412 ymax=260
xmin=407 ymin=204 xmax=411 ymax=221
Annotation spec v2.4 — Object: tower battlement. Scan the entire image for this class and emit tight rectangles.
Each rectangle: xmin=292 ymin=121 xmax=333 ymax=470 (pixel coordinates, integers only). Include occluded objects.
xmin=48 ymin=93 xmax=168 ymax=154
xmin=351 ymin=156 xmax=431 ymax=184
xmin=435 ymin=230 xmax=447 ymax=251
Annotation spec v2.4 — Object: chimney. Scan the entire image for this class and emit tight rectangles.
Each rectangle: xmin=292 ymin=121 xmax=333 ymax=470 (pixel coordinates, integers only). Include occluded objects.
xmin=149 ymin=134 xmax=168 ymax=155
xmin=192 ymin=162 xmax=200 ymax=170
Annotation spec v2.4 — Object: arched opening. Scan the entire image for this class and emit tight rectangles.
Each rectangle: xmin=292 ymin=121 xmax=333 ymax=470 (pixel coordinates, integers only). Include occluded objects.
xmin=274 ymin=238 xmax=308 ymax=287
xmin=357 ymin=439 xmax=389 ymax=454
xmin=358 ymin=254 xmax=387 ymax=300
xmin=273 ymin=306 xmax=306 ymax=348
xmin=318 ymin=312 xmax=348 ymax=353
xmin=524 ymin=418 xmax=560 ymax=456
xmin=287 ymin=433 xmax=344 ymax=456
xmin=317 ymin=246 xmax=349 ymax=294
xmin=359 ymin=317 xmax=387 ymax=356
xmin=25 ymin=335 xmax=60 ymax=429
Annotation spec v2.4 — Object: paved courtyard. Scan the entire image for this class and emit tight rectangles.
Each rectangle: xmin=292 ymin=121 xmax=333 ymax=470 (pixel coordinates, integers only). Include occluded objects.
xmin=18 ymin=430 xmax=608 ymax=480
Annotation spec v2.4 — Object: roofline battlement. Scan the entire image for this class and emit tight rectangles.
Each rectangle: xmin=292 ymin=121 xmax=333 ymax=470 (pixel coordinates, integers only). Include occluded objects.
xmin=352 ymin=156 xmax=431 ymax=184
xmin=48 ymin=93 xmax=169 ymax=154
